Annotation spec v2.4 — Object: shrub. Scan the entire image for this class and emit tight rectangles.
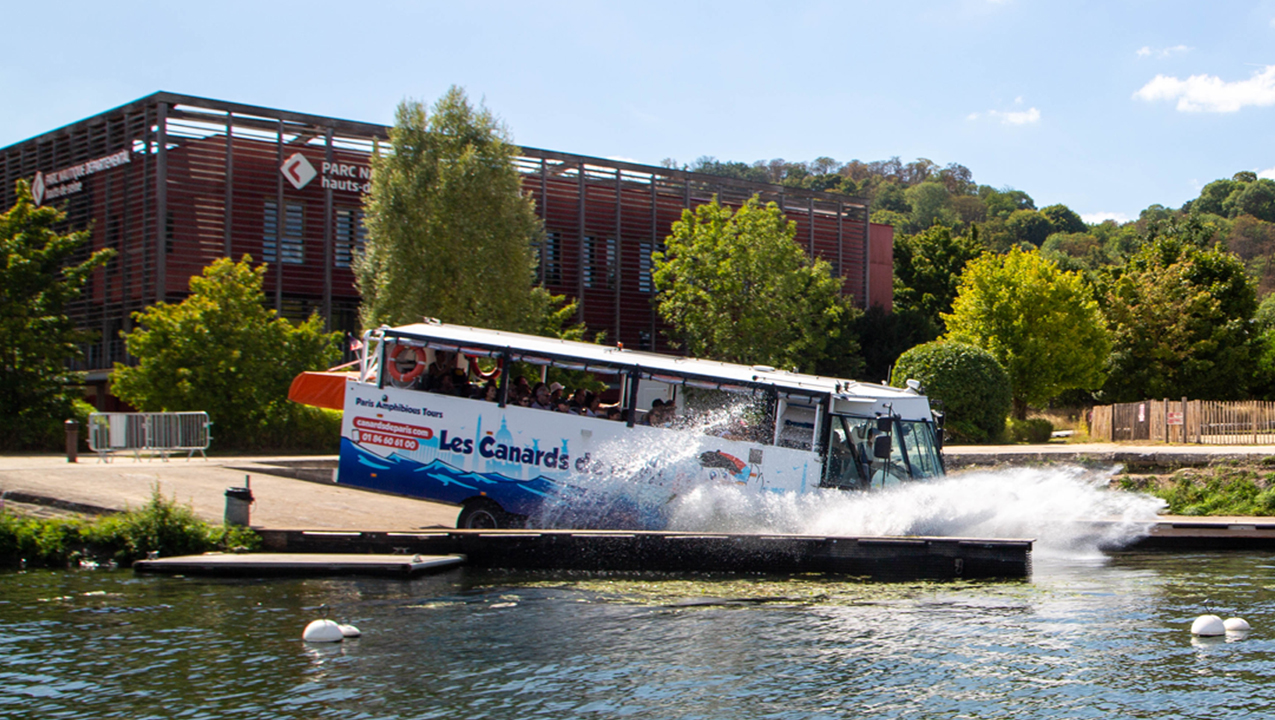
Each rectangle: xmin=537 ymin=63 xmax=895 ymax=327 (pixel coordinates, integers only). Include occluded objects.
xmin=1007 ymin=417 xmax=1055 ymax=444
xmin=891 ymin=341 xmax=1011 ymax=443
xmin=258 ymin=405 xmax=343 ymax=453
xmin=0 ymin=487 xmax=260 ymax=568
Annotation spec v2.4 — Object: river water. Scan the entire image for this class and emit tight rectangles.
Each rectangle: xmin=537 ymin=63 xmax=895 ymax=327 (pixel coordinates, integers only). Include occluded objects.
xmin=4 ymin=468 xmax=1275 ymax=719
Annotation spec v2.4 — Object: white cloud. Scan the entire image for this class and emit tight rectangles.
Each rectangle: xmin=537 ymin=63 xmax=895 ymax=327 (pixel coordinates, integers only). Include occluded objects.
xmin=1136 ymin=44 xmax=1192 ymax=59
xmin=1134 ymin=65 xmax=1275 ymax=112
xmin=988 ymin=107 xmax=1041 ymax=125
xmin=1260 ymin=166 xmax=1275 ymax=180
xmin=1081 ymin=211 xmax=1131 ymax=225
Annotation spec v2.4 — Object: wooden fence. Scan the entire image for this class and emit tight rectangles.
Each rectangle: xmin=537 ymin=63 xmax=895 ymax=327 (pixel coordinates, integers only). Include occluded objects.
xmin=1090 ymin=399 xmax=1275 ymax=444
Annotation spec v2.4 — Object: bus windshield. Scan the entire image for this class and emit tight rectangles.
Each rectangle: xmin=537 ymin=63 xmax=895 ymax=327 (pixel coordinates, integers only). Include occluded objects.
xmin=823 ymin=415 xmax=944 ymax=491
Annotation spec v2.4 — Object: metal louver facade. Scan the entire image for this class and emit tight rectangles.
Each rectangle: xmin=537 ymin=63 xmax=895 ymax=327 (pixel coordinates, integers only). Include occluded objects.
xmin=0 ymin=92 xmax=891 ymax=406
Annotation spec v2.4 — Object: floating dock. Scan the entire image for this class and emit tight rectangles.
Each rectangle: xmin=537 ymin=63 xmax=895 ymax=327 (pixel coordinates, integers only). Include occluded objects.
xmin=133 ymin=552 xmax=464 ymax=577
xmin=1127 ymin=518 xmax=1275 ymax=550
xmin=224 ymin=529 xmax=1034 ymax=580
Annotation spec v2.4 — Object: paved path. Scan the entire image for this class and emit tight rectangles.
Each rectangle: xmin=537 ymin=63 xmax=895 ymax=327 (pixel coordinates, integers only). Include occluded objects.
xmin=0 ymin=454 xmax=458 ymax=530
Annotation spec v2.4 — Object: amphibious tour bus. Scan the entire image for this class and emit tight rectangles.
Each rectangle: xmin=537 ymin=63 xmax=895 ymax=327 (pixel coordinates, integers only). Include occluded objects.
xmin=290 ymin=321 xmax=947 ymax=530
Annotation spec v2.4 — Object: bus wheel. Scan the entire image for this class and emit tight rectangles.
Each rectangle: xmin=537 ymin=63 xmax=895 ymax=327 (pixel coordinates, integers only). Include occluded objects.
xmin=458 ymin=499 xmax=508 ymax=529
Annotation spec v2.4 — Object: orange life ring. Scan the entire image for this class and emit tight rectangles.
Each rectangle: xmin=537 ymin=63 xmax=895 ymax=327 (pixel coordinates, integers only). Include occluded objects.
xmin=387 ymin=345 xmax=427 ymax=384
xmin=467 ymin=354 xmax=502 ymax=381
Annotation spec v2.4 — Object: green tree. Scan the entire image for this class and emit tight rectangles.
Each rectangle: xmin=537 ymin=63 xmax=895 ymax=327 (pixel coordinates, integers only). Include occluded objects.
xmin=1005 ymin=209 xmax=1054 ymax=247
xmin=904 ymin=182 xmax=957 ymax=232
xmin=851 ymin=305 xmax=940 ymax=382
xmin=1041 ymin=232 xmax=1110 ymax=274
xmin=358 ymin=86 xmax=556 ymax=333
xmin=112 ymin=257 xmax=340 ymax=449
xmin=652 ymin=195 xmax=846 ymax=371
xmin=943 ymin=247 xmax=1110 ymax=418
xmin=1100 ymin=236 xmax=1256 ymax=402
xmin=0 ymin=181 xmax=115 ymax=449
xmin=1187 ymin=178 xmax=1237 ymax=216
xmin=871 ymin=182 xmax=911 ymax=215
xmin=1232 ymin=178 xmax=1275 ymax=223
xmin=893 ymin=224 xmax=984 ymax=332
xmin=891 ymin=341 xmax=1011 ymax=443
xmin=1040 ymin=203 xmax=1087 ymax=234
xmin=981 ymin=187 xmax=1035 ymax=219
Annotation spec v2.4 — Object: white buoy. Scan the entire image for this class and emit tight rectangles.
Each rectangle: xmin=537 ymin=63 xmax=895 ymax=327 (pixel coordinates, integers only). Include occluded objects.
xmin=338 ymin=623 xmax=361 ymax=638
xmin=1224 ymin=617 xmax=1251 ymax=633
xmin=1191 ymin=614 xmax=1225 ymax=636
xmin=303 ymin=619 xmax=344 ymax=643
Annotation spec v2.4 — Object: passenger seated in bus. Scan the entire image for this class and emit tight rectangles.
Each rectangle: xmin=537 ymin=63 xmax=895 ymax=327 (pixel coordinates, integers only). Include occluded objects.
xmin=642 ymin=399 xmax=675 ymax=427
xmin=471 ymin=381 xmax=498 ymax=402
xmin=549 ymin=382 xmax=565 ymax=405
xmin=425 ymin=351 xmax=455 ymax=391
xmin=531 ymin=382 xmax=554 ymax=410
xmin=605 ymin=406 xmax=624 ymax=421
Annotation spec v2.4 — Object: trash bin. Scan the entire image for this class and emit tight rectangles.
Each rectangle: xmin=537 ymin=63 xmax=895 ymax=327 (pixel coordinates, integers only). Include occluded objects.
xmin=224 ymin=486 xmax=254 ymax=526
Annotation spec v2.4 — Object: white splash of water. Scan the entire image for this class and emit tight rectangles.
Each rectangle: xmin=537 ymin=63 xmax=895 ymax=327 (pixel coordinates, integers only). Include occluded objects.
xmin=665 ymin=465 xmax=1166 ymax=559
xmin=528 ymin=401 xmax=761 ymax=529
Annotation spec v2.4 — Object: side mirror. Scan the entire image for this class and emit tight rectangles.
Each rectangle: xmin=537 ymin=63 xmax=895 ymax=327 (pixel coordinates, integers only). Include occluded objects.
xmin=935 ymin=427 xmax=944 ymax=450
xmin=876 ymin=416 xmax=891 ymax=433
xmin=873 ymin=434 xmax=892 ymax=459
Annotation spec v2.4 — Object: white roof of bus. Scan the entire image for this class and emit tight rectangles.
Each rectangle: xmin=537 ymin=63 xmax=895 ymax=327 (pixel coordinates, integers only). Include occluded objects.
xmin=379 ymin=321 xmax=927 ymax=406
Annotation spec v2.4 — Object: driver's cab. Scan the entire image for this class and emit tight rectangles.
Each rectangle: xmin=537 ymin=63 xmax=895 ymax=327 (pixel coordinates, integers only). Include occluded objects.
xmin=821 ymin=412 xmax=945 ymax=491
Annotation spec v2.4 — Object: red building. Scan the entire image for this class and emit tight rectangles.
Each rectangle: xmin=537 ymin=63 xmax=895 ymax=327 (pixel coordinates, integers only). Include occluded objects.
xmin=0 ymin=92 xmax=892 ymax=407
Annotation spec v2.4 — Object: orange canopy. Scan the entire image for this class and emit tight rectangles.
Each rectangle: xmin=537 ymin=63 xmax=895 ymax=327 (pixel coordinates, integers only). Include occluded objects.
xmin=288 ymin=371 xmax=354 ymax=410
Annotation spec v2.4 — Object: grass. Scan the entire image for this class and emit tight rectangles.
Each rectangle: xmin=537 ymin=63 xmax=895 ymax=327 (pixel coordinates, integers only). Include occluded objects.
xmin=0 ymin=486 xmax=260 ymax=568
xmin=1117 ymin=465 xmax=1275 ymax=516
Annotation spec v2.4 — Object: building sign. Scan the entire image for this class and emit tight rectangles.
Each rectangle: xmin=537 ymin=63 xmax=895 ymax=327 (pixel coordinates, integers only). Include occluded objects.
xmin=1167 ymin=411 xmax=1183 ymax=426
xmin=281 ymin=152 xmax=317 ymax=190
xmin=31 ymin=149 xmax=131 ymax=205
xmin=279 ymin=152 xmax=370 ymax=193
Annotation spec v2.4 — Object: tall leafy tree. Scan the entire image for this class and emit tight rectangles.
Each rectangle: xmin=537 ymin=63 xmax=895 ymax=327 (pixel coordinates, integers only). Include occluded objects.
xmin=0 ymin=180 xmax=114 ymax=449
xmin=1040 ymin=203 xmax=1087 ymax=234
xmin=893 ymin=224 xmax=984 ymax=332
xmin=943 ymin=247 xmax=1110 ymax=418
xmin=358 ymin=86 xmax=557 ymax=332
xmin=652 ymin=195 xmax=846 ymax=371
xmin=903 ymin=182 xmax=957 ymax=232
xmin=112 ymin=257 xmax=339 ymax=449
xmin=1099 ymin=235 xmax=1256 ymax=403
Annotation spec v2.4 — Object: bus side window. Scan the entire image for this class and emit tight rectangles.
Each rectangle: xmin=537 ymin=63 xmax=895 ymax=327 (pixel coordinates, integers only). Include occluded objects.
xmin=776 ymin=404 xmax=816 ymax=450
xmin=821 ymin=424 xmax=865 ymax=490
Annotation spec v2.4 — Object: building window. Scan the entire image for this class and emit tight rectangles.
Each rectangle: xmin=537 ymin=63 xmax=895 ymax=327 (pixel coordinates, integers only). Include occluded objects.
xmin=335 ymin=207 xmax=366 ymax=268
xmin=263 ymin=200 xmax=304 ymax=264
xmin=639 ymin=240 xmax=657 ymax=293
xmin=583 ymin=236 xmax=616 ymax=289
xmin=541 ymin=231 xmax=563 ymax=285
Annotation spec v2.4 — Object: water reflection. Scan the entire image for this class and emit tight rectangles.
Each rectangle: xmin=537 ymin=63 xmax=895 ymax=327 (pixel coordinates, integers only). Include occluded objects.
xmin=1 ymin=555 xmax=1274 ymax=719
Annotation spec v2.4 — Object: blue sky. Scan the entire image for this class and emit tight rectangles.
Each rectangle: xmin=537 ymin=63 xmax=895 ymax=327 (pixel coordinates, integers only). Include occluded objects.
xmin=4 ymin=0 xmax=1275 ymax=223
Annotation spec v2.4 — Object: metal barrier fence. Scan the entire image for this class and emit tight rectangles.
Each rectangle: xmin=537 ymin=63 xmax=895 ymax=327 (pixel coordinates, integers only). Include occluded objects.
xmin=1090 ymin=399 xmax=1275 ymax=445
xmin=87 ymin=412 xmax=212 ymax=461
